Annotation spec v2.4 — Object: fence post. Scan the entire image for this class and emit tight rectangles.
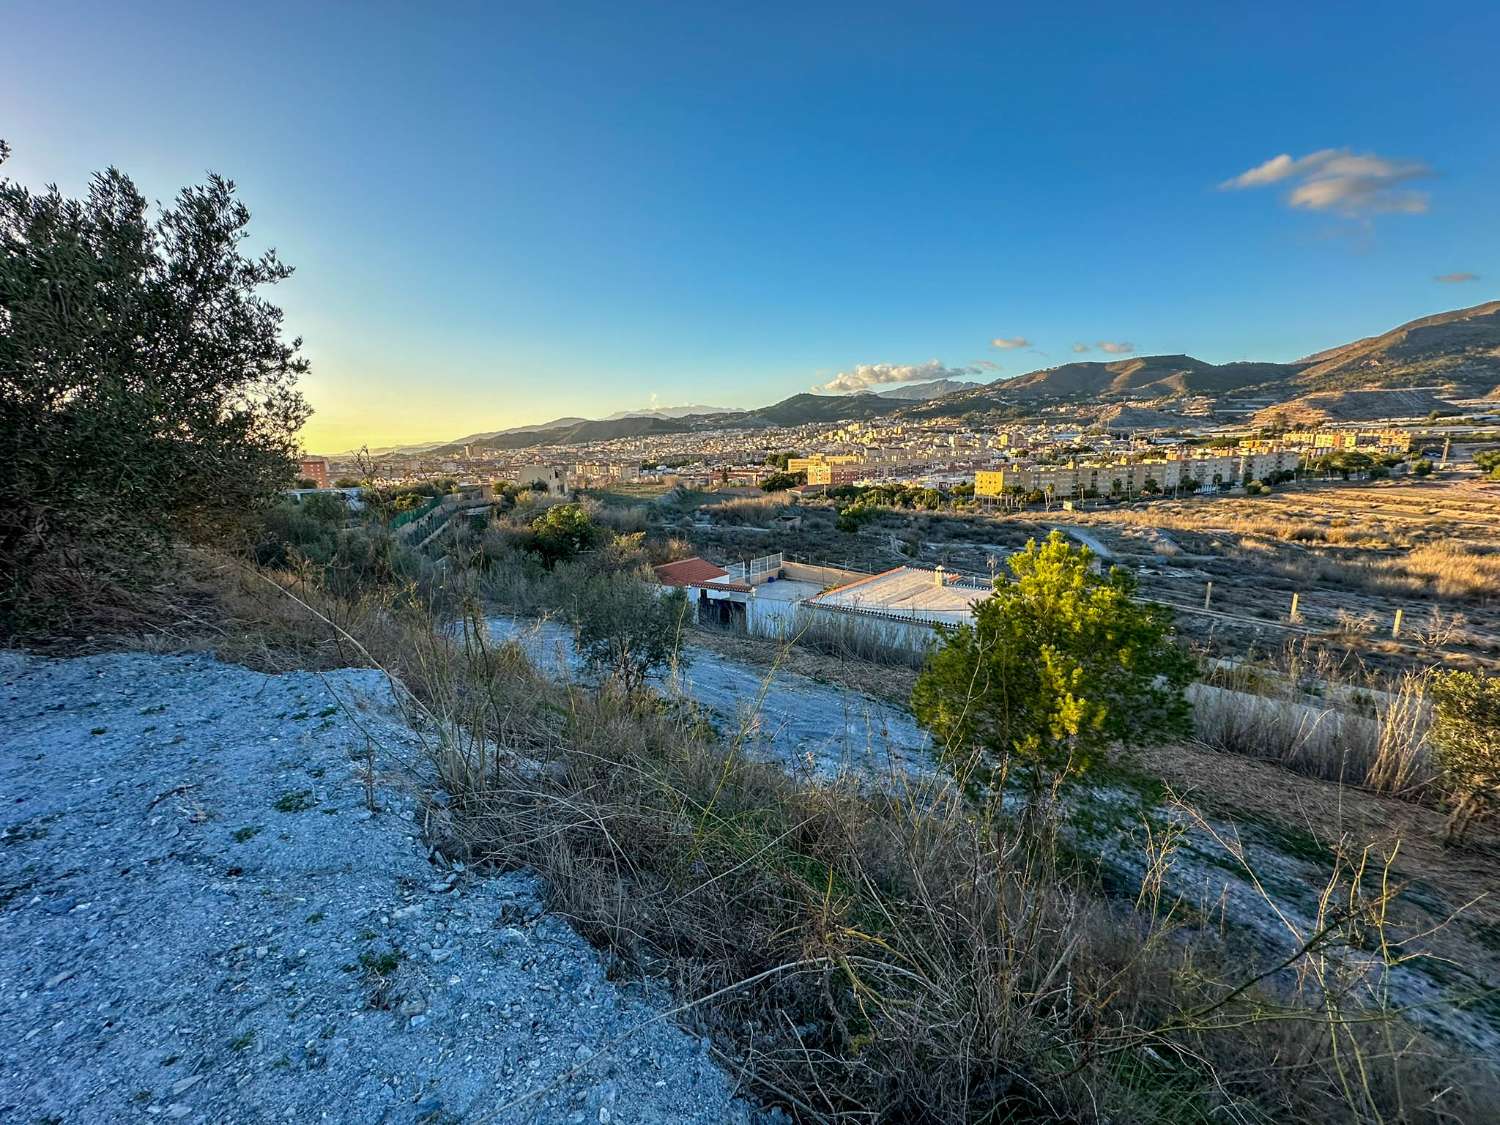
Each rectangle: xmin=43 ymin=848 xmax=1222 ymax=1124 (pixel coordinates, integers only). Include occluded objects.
xmin=1288 ymin=592 xmax=1300 ymax=622
xmin=1203 ymin=581 xmax=1213 ymax=611
xmin=1392 ymin=608 xmax=1403 ymax=639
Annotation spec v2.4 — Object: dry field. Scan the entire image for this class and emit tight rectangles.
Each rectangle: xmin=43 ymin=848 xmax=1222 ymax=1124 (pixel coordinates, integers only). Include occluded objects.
xmin=1010 ymin=472 xmax=1500 ymax=673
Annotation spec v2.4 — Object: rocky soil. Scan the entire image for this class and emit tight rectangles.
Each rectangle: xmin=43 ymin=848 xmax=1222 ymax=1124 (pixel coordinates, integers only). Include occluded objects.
xmin=0 ymin=651 xmax=753 ymax=1124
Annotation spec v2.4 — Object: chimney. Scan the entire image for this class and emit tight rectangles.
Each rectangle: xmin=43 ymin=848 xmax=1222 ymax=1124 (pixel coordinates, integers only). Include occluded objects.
xmin=933 ymin=564 xmax=946 ymax=587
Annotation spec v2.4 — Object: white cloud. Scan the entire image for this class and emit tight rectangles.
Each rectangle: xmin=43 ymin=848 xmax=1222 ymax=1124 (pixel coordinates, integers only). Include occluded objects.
xmin=816 ymin=359 xmax=978 ymax=394
xmin=1071 ymin=342 xmax=1091 ymax=354
xmin=1219 ymin=153 xmax=1300 ymax=189
xmin=972 ymin=359 xmax=1002 ymax=371
xmin=1220 ymin=148 xmax=1432 ymax=217
xmin=1097 ymin=341 xmax=1135 ymax=354
xmin=990 ymin=336 xmax=1031 ymax=350
xmin=1434 ymin=271 xmax=1479 ymax=283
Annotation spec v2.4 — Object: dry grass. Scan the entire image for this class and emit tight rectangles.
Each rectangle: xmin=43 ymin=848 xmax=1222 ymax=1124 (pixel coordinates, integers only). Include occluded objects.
xmin=1190 ymin=675 xmax=1435 ymax=800
xmin=169 ymin=554 xmax=1499 ymax=1122
xmin=1397 ymin=542 xmax=1500 ymax=601
xmin=701 ymin=494 xmax=786 ymax=526
xmin=395 ymin=612 xmax=1490 ymax=1121
xmin=1194 ymin=639 xmax=1437 ymax=800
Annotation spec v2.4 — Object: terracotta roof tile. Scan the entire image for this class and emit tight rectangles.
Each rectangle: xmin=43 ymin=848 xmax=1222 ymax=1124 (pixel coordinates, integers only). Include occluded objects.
xmin=652 ymin=557 xmax=730 ymax=587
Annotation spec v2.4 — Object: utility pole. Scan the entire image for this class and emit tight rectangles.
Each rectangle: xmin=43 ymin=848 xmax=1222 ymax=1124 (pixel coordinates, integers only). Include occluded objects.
xmin=1440 ymin=436 xmax=1452 ymax=470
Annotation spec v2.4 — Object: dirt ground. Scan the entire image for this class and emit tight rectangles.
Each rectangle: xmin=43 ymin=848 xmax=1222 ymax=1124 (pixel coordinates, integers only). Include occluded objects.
xmin=1136 ymin=740 xmax=1500 ymax=1019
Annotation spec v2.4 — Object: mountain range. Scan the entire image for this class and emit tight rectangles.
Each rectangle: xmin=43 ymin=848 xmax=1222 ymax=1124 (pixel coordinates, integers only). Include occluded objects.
xmin=865 ymin=377 xmax=981 ymax=400
xmin=601 ymin=404 xmax=735 ymax=420
xmin=377 ymin=300 xmax=1500 ymax=456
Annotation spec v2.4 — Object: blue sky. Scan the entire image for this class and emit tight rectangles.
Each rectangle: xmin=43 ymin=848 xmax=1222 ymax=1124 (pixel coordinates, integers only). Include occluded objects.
xmin=5 ymin=0 xmax=1497 ymax=450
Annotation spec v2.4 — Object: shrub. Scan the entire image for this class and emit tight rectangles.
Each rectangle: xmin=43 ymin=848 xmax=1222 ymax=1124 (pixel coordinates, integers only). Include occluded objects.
xmin=911 ymin=532 xmax=1194 ymax=797
xmin=759 ymin=470 xmax=804 ymax=492
xmin=1 ymin=145 xmax=309 ymax=631
xmin=1429 ymin=670 xmax=1500 ymax=845
xmin=530 ymin=503 xmax=600 ymax=566
xmin=835 ymin=503 xmax=877 ymax=534
xmin=574 ymin=572 xmax=689 ymax=693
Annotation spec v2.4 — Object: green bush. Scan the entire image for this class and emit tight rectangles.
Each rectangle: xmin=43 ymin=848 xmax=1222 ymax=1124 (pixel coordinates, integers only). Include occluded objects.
xmin=574 ymin=573 xmax=689 ymax=693
xmin=1428 ymin=670 xmax=1500 ymax=846
xmin=530 ymin=504 xmax=600 ymax=566
xmin=759 ymin=470 xmax=804 ymax=492
xmin=911 ymin=532 xmax=1194 ymax=797
xmin=1 ymin=145 xmax=308 ymax=630
xmin=835 ymin=503 xmax=878 ymax=534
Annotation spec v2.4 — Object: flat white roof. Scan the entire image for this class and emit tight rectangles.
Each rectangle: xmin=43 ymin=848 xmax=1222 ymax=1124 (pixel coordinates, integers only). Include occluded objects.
xmin=806 ymin=567 xmax=990 ymax=625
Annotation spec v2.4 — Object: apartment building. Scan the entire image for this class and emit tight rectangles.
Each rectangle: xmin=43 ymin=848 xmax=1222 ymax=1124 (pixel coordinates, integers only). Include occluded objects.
xmin=805 ymin=460 xmax=866 ymax=486
xmin=298 ymin=457 xmax=331 ymax=488
xmin=1284 ymin=428 xmax=1412 ymax=454
xmin=725 ymin=465 xmax=775 ymax=486
xmin=515 ymin=463 xmax=570 ymax=495
xmin=787 ymin=454 xmax=862 ymax=474
xmin=975 ymin=449 xmax=1303 ymax=499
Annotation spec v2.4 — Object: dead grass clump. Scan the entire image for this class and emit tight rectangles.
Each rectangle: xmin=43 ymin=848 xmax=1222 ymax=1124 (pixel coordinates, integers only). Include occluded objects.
xmin=703 ymin=494 xmax=784 ymax=526
xmin=777 ymin=608 xmax=931 ymax=668
xmin=1193 ymin=669 xmax=1435 ymax=801
xmin=1396 ymin=543 xmax=1500 ymax=603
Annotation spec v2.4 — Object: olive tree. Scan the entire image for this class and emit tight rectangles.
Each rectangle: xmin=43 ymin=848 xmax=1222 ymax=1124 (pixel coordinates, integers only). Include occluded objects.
xmin=574 ymin=572 xmax=689 ymax=694
xmin=1 ymin=141 xmax=309 ymax=627
xmin=911 ymin=532 xmax=1194 ymax=799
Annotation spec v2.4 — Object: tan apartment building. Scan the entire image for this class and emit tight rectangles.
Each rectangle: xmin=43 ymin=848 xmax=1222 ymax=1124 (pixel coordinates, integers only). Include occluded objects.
xmin=975 ymin=449 xmax=1302 ymax=499
xmin=787 ymin=454 xmax=862 ymax=474
xmin=1284 ymin=428 xmax=1412 ymax=454
xmin=805 ymin=460 xmax=866 ymax=486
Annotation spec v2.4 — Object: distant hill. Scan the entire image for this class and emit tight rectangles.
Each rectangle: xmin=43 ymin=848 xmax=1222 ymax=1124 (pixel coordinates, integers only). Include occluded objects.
xmin=1293 ymin=300 xmax=1500 ymax=391
xmin=896 ymin=301 xmax=1500 ymax=424
xmin=601 ymin=404 xmax=735 ymax=420
xmin=1252 ymin=388 xmax=1460 ymax=428
xmin=976 ymin=355 xmax=1302 ymax=402
xmin=736 ymin=392 xmax=909 ymax=427
xmin=1097 ymin=405 xmax=1198 ymax=432
xmin=871 ymin=378 xmax=981 ymax=401
xmin=435 ymin=414 xmax=695 ymax=454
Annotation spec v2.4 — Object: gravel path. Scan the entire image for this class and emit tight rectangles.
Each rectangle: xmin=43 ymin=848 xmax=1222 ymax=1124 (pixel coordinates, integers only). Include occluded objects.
xmin=481 ymin=615 xmax=932 ymax=778
xmin=0 ymin=650 xmax=752 ymax=1124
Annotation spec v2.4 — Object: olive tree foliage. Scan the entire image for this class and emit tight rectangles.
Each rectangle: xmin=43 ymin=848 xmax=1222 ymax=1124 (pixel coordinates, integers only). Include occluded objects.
xmin=0 ymin=141 xmax=309 ymax=625
xmin=1428 ymin=670 xmax=1500 ymax=846
xmin=574 ymin=573 xmax=690 ymax=694
xmin=911 ymin=532 xmax=1195 ymax=798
